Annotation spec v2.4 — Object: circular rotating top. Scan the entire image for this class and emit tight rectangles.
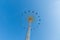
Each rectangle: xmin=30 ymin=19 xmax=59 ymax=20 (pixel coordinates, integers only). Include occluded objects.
xmin=21 ymin=10 xmax=41 ymax=30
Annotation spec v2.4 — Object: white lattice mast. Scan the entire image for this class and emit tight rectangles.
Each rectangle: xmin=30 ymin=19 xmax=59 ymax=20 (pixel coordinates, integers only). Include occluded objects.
xmin=26 ymin=17 xmax=33 ymax=40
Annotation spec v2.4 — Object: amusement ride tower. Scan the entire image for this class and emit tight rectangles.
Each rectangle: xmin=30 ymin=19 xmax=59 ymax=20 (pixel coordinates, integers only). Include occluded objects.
xmin=21 ymin=10 xmax=41 ymax=40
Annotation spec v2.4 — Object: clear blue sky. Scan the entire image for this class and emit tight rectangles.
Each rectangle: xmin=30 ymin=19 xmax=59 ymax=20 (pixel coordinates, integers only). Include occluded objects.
xmin=0 ymin=0 xmax=60 ymax=40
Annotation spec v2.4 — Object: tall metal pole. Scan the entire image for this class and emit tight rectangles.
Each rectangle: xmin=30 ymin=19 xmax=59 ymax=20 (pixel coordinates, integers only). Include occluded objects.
xmin=26 ymin=17 xmax=33 ymax=40
xmin=26 ymin=23 xmax=31 ymax=40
